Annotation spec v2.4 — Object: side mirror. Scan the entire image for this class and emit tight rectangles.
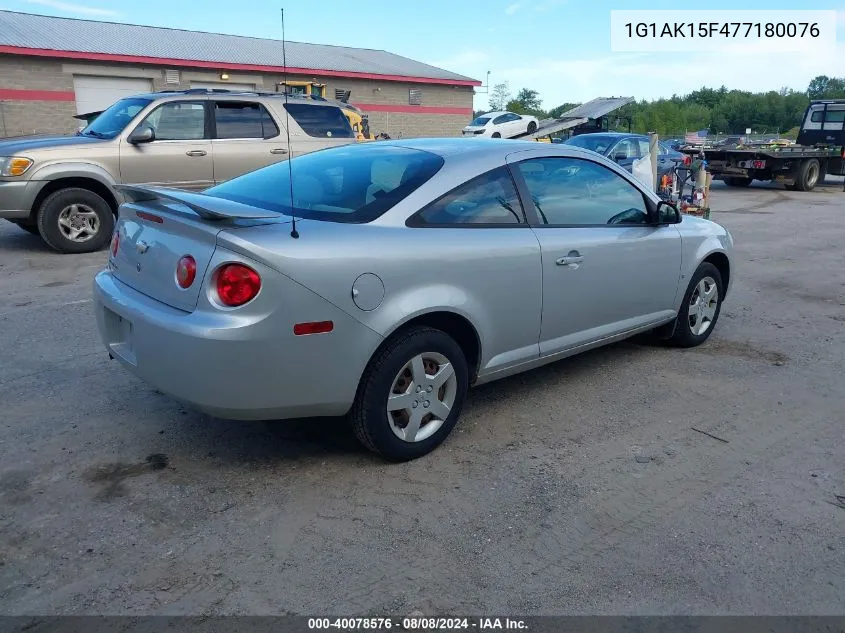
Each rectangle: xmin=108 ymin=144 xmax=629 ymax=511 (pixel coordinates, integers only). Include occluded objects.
xmin=128 ymin=126 xmax=155 ymax=144
xmin=655 ymin=200 xmax=682 ymax=224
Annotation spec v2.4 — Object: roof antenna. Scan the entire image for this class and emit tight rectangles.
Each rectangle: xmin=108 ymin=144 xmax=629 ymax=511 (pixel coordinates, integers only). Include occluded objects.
xmin=281 ymin=8 xmax=299 ymax=239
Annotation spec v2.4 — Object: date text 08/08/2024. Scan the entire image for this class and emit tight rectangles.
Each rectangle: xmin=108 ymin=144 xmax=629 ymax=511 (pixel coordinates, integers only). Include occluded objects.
xmin=623 ymin=22 xmax=820 ymax=38
xmin=307 ymin=617 xmax=529 ymax=630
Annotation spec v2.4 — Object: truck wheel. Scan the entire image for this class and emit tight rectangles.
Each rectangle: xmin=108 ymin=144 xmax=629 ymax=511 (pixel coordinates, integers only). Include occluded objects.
xmin=36 ymin=187 xmax=114 ymax=254
xmin=794 ymin=159 xmax=821 ymax=192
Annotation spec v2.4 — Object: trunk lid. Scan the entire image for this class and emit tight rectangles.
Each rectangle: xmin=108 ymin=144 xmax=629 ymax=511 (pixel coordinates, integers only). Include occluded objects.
xmin=110 ymin=185 xmax=281 ymax=312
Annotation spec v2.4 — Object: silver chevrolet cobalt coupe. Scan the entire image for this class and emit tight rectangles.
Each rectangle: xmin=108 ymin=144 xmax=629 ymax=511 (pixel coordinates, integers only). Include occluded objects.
xmin=94 ymin=138 xmax=733 ymax=461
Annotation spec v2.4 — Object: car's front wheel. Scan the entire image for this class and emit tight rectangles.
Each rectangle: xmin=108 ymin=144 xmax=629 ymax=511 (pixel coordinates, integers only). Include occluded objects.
xmin=666 ymin=262 xmax=724 ymax=347
xmin=350 ymin=326 xmax=469 ymax=461
xmin=36 ymin=187 xmax=114 ymax=254
xmin=527 ymin=121 xmax=537 ymax=134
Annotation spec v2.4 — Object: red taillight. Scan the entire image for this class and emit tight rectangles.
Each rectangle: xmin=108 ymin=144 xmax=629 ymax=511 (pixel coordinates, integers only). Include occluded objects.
xmin=110 ymin=230 xmax=120 ymax=257
xmin=176 ymin=255 xmax=197 ymax=289
xmin=294 ymin=321 xmax=334 ymax=336
xmin=216 ymin=263 xmax=261 ymax=307
xmin=683 ymin=155 xmax=691 ymax=166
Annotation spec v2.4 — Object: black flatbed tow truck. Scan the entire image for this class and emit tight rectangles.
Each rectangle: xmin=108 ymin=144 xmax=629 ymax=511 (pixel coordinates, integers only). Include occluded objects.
xmin=680 ymin=99 xmax=845 ymax=192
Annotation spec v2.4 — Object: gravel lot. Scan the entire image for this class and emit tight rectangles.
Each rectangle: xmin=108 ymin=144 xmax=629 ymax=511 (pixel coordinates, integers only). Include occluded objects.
xmin=1 ymin=179 xmax=843 ymax=616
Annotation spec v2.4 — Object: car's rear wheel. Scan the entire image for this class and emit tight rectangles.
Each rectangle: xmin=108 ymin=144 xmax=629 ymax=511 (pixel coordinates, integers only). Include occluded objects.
xmin=350 ymin=326 xmax=469 ymax=461
xmin=36 ymin=187 xmax=114 ymax=254
xmin=491 ymin=132 xmax=501 ymax=138
xmin=666 ymin=263 xmax=724 ymax=348
xmin=527 ymin=121 xmax=537 ymax=134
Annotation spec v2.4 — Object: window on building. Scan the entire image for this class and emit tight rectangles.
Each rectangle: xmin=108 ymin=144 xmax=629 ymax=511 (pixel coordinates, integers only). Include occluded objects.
xmin=409 ymin=89 xmax=423 ymax=105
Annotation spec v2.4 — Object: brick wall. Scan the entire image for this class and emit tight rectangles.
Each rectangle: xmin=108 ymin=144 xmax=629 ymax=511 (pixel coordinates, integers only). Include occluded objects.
xmin=0 ymin=55 xmax=474 ymax=138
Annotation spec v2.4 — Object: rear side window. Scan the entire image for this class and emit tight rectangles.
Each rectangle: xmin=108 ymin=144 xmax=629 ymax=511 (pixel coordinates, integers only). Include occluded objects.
xmin=214 ymin=101 xmax=279 ymax=139
xmin=205 ymin=144 xmax=443 ymax=223
xmin=283 ymin=104 xmax=354 ymax=138
xmin=825 ymin=108 xmax=845 ymax=123
xmin=411 ymin=167 xmax=524 ymax=226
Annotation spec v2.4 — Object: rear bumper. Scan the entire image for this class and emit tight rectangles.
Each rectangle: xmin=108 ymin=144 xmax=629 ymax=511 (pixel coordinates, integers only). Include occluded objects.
xmin=92 ymin=266 xmax=383 ymax=420
xmin=0 ymin=179 xmax=43 ymax=220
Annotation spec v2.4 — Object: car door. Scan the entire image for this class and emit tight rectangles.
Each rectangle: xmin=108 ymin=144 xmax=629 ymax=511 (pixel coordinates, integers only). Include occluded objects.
xmin=502 ymin=114 xmax=525 ymax=138
xmin=606 ymin=137 xmax=639 ymax=173
xmin=119 ymin=100 xmax=214 ymax=190
xmin=509 ymin=153 xmax=683 ymax=357
xmin=491 ymin=114 xmax=510 ymax=137
xmin=210 ymin=100 xmax=290 ymax=184
xmin=407 ymin=165 xmax=543 ymax=375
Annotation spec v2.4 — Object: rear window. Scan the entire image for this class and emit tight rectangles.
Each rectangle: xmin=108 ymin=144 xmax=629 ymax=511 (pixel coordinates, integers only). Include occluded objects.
xmin=205 ymin=144 xmax=445 ymax=223
xmin=283 ymin=103 xmax=354 ymax=138
xmin=470 ymin=117 xmax=491 ymax=126
xmin=563 ymin=135 xmax=616 ymax=155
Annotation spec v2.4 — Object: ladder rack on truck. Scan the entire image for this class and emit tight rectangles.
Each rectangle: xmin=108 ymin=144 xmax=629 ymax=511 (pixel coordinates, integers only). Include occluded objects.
xmin=681 ymin=99 xmax=845 ymax=192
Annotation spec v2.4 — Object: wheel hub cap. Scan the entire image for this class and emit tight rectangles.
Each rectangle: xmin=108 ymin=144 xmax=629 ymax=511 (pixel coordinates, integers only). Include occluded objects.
xmin=57 ymin=203 xmax=100 ymax=243
xmin=386 ymin=352 xmax=457 ymax=443
xmin=688 ymin=276 xmax=719 ymax=336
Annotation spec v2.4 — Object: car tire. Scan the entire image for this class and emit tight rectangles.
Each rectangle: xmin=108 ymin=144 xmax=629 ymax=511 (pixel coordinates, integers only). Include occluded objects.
xmin=666 ymin=262 xmax=724 ymax=348
xmin=349 ymin=326 xmax=469 ymax=462
xmin=9 ymin=219 xmax=40 ymax=235
xmin=527 ymin=121 xmax=537 ymax=134
xmin=36 ymin=187 xmax=114 ymax=254
xmin=794 ymin=159 xmax=820 ymax=192
xmin=491 ymin=132 xmax=501 ymax=138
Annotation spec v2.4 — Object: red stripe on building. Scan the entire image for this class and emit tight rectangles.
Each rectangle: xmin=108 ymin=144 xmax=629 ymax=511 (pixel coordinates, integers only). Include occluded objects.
xmin=0 ymin=46 xmax=482 ymax=87
xmin=0 ymin=88 xmax=76 ymax=101
xmin=354 ymin=103 xmax=472 ymax=115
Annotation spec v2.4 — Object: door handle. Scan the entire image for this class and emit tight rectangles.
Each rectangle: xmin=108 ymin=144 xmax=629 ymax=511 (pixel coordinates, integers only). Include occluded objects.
xmin=556 ymin=251 xmax=584 ymax=266
xmin=270 ymin=148 xmax=289 ymax=155
xmin=186 ymin=150 xmax=207 ymax=157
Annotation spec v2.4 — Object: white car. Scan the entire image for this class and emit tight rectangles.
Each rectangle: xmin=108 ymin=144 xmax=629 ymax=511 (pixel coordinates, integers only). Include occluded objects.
xmin=462 ymin=111 xmax=539 ymax=139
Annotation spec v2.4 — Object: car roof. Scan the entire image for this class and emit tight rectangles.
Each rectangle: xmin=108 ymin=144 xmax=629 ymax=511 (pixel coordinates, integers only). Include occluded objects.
xmin=374 ymin=137 xmax=604 ymax=159
xmin=477 ymin=111 xmax=511 ymax=118
xmin=121 ymin=90 xmax=343 ymax=108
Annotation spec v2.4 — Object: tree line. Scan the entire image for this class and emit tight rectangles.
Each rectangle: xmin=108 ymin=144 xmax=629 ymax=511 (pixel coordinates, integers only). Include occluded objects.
xmin=475 ymin=75 xmax=845 ymax=137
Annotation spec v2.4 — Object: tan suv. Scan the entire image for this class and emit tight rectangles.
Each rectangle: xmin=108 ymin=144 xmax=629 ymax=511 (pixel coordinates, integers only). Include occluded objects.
xmin=0 ymin=89 xmax=357 ymax=253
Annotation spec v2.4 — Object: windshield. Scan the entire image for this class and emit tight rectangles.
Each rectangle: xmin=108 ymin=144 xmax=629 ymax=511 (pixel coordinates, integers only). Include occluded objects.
xmin=205 ymin=144 xmax=445 ymax=223
xmin=563 ymin=135 xmax=616 ymax=155
xmin=470 ymin=117 xmax=491 ymax=126
xmin=80 ymin=97 xmax=152 ymax=139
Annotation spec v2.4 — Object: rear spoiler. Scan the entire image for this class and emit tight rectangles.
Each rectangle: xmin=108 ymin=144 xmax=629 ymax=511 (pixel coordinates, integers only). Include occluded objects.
xmin=115 ymin=185 xmax=280 ymax=220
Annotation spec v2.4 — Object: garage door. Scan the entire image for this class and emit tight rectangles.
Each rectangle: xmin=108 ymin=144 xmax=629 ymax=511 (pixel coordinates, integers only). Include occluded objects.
xmin=73 ymin=76 xmax=154 ymax=115
xmin=190 ymin=82 xmax=257 ymax=93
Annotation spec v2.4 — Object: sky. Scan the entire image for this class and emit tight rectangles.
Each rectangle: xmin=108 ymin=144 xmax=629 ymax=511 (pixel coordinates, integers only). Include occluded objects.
xmin=3 ymin=0 xmax=845 ymax=111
